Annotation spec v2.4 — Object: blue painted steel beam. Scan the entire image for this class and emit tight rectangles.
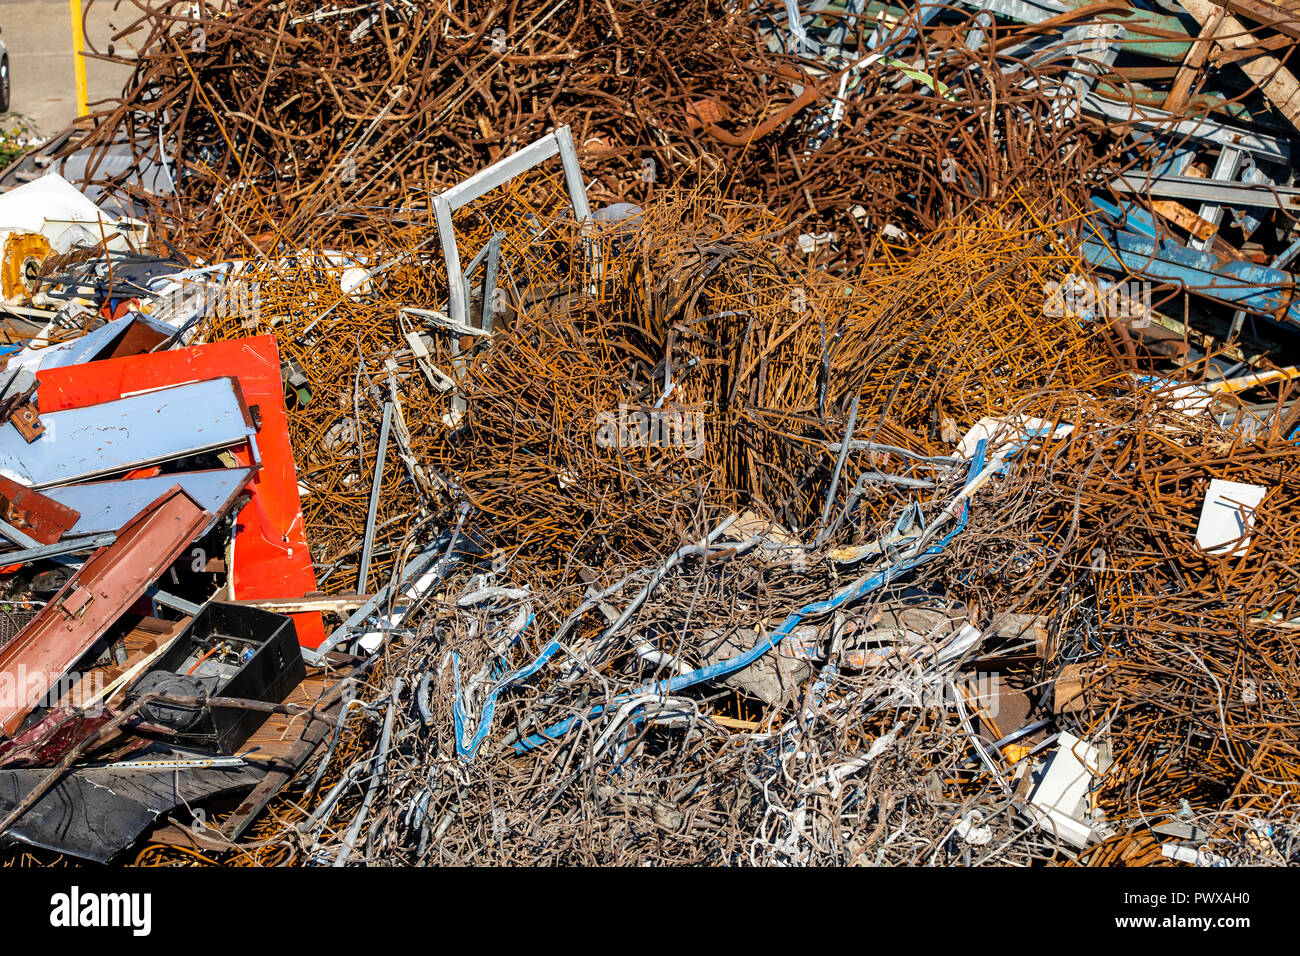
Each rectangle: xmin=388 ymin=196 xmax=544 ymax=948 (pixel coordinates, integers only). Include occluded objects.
xmin=1082 ymin=224 xmax=1299 ymax=322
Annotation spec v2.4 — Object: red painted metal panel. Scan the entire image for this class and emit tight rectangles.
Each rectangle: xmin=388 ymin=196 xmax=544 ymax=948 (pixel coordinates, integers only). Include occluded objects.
xmin=0 ymin=476 xmax=79 ymax=545
xmin=35 ymin=336 xmax=326 ymax=648
xmin=0 ymin=485 xmax=210 ymax=737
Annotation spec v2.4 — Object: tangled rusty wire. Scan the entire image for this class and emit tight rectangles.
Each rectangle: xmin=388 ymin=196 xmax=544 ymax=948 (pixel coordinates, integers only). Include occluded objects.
xmin=89 ymin=178 xmax=1282 ymax=866
xmin=17 ymin=0 xmax=1291 ymax=869
xmin=69 ymin=0 xmax=1142 ymax=269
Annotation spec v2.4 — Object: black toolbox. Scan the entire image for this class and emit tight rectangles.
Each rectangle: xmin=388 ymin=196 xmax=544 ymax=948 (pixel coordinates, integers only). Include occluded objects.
xmin=126 ymin=602 xmax=305 ymax=754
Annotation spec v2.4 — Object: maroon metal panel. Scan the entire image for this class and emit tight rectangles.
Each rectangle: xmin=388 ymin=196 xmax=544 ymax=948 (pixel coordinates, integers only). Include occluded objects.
xmin=0 ymin=485 xmax=210 ymax=737
xmin=0 ymin=475 xmax=80 ymax=546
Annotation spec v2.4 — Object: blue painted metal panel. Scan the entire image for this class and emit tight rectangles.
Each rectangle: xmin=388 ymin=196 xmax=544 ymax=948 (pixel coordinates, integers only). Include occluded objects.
xmin=0 ymin=378 xmax=258 ymax=489
xmin=45 ymin=468 xmax=254 ymax=537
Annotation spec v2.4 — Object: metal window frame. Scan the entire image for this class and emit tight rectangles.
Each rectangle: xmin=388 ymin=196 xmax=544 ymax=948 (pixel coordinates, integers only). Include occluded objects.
xmin=432 ymin=126 xmax=594 ymax=332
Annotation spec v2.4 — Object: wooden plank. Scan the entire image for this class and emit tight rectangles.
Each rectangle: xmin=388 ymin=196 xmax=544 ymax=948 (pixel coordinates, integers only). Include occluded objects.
xmin=138 ymin=659 xmax=363 ymax=852
xmin=1211 ymin=31 xmax=1292 ymax=64
xmin=710 ymin=714 xmax=762 ymax=731
xmin=225 ymin=594 xmax=370 ymax=614
xmin=1164 ymin=6 xmax=1226 ymax=112
xmin=144 ymin=820 xmax=233 ymax=853
xmin=237 ymin=671 xmax=333 ymax=761
xmin=1214 ymin=0 xmax=1300 ymax=40
xmin=219 ymin=709 xmax=338 ymax=841
xmin=54 ymin=617 xmax=189 ymax=709
xmin=1185 ymin=0 xmax=1300 ymax=128
xmin=219 ymin=654 xmax=369 ymax=842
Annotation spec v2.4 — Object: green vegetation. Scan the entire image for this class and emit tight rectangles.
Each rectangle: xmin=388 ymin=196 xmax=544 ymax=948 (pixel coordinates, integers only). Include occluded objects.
xmin=0 ymin=114 xmax=40 ymax=170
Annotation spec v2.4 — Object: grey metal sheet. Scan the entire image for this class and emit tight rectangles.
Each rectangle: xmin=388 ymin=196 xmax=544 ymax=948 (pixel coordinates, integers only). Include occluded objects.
xmin=1110 ymin=172 xmax=1300 ymax=212
xmin=1191 ymin=146 xmax=1246 ymax=248
xmin=43 ymin=467 xmax=255 ymax=537
xmin=38 ymin=313 xmax=176 ymax=371
xmin=960 ymin=0 xmax=1066 ymax=22
xmin=1079 ymin=92 xmax=1291 ymax=163
xmin=0 ymin=745 xmax=262 ymax=863
xmin=1 ymin=378 xmax=257 ymax=490
xmin=0 ymin=533 xmax=117 ymax=565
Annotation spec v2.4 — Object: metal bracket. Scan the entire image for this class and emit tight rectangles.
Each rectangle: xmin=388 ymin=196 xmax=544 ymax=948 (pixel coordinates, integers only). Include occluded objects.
xmin=0 ymin=383 xmax=43 ymax=444
xmin=1191 ymin=145 xmax=1244 ymax=251
xmin=9 ymin=403 xmax=44 ymax=443
xmin=462 ymin=231 xmax=504 ymax=334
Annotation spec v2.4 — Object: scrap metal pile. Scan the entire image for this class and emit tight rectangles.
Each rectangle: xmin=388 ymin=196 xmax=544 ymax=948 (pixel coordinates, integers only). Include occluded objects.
xmin=0 ymin=0 xmax=1298 ymax=866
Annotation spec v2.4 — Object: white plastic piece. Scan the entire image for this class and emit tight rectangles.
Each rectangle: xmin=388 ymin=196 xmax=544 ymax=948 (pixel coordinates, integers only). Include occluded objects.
xmin=405 ymin=330 xmax=456 ymax=391
xmin=955 ymin=811 xmax=993 ymax=845
xmin=1161 ymin=843 xmax=1230 ymax=867
xmin=1026 ymin=732 xmax=1105 ymax=848
xmin=936 ymin=623 xmax=983 ymax=666
xmin=1196 ymin=479 xmax=1267 ymax=556
xmin=0 ymin=172 xmax=146 ymax=252
xmin=957 ymin=415 xmax=1074 ymax=459
xmin=796 ymin=231 xmax=836 ymax=254
xmin=355 ymin=566 xmax=449 ymax=653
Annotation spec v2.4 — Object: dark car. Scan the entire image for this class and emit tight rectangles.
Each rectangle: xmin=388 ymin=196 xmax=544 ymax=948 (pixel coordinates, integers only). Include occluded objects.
xmin=0 ymin=25 xmax=9 ymax=113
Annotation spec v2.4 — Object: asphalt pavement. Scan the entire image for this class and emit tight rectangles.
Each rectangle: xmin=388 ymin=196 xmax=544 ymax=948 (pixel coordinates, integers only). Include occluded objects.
xmin=0 ymin=0 xmax=134 ymax=137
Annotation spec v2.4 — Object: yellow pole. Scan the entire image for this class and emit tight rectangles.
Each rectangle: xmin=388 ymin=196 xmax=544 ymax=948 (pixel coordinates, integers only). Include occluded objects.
xmin=69 ymin=0 xmax=88 ymax=117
